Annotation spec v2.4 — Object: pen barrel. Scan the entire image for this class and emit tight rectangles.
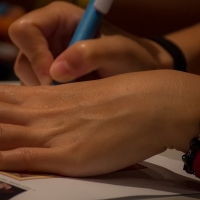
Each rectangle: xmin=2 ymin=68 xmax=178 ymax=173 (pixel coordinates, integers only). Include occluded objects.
xmin=68 ymin=0 xmax=104 ymax=46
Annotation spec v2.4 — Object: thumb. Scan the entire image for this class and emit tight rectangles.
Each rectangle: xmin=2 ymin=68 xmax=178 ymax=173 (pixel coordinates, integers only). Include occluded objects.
xmin=50 ymin=39 xmax=97 ymax=83
xmin=50 ymin=35 xmax=140 ymax=83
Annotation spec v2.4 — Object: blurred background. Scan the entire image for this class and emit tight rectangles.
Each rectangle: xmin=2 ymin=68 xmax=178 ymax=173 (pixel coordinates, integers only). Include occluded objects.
xmin=0 ymin=0 xmax=89 ymax=81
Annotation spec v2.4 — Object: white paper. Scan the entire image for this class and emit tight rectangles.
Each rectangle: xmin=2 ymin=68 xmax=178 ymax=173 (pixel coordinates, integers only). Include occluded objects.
xmin=0 ymin=150 xmax=199 ymax=200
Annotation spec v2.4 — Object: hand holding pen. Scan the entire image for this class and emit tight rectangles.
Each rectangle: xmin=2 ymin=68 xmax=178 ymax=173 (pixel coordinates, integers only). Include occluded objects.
xmin=52 ymin=0 xmax=114 ymax=85
xmin=9 ymin=0 xmax=161 ymax=86
xmin=9 ymin=0 xmax=115 ymax=85
xmin=3 ymin=0 xmax=200 ymax=178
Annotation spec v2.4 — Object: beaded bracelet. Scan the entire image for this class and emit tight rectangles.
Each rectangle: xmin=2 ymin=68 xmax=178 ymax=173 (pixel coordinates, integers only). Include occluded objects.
xmin=182 ymin=136 xmax=200 ymax=178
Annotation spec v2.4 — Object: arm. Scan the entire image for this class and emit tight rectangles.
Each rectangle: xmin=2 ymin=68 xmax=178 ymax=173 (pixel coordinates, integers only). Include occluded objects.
xmin=142 ymin=23 xmax=200 ymax=74
xmin=99 ymin=22 xmax=200 ymax=75
xmin=0 ymin=70 xmax=199 ymax=176
xmin=9 ymin=1 xmax=200 ymax=86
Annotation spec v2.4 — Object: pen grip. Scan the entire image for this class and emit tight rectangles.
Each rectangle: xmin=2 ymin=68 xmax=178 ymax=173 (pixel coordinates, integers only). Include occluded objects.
xmin=52 ymin=0 xmax=104 ymax=85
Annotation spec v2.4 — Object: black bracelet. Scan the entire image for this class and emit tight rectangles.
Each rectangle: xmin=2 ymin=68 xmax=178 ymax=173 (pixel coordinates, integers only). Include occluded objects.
xmin=148 ymin=36 xmax=187 ymax=72
xmin=182 ymin=136 xmax=200 ymax=175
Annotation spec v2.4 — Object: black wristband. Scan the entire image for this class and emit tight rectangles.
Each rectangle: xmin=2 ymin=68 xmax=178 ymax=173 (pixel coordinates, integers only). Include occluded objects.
xmin=148 ymin=36 xmax=187 ymax=72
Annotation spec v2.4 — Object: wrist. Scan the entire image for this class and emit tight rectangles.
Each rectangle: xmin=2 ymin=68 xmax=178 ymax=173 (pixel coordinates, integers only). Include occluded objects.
xmin=149 ymin=71 xmax=200 ymax=153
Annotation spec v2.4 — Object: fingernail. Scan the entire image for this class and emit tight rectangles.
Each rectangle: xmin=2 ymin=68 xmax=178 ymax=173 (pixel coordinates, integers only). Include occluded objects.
xmin=51 ymin=60 xmax=75 ymax=83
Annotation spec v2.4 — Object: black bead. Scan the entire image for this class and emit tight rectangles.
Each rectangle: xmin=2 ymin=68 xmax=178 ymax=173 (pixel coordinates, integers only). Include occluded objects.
xmin=182 ymin=154 xmax=193 ymax=166
xmin=190 ymin=138 xmax=200 ymax=152
xmin=183 ymin=136 xmax=200 ymax=176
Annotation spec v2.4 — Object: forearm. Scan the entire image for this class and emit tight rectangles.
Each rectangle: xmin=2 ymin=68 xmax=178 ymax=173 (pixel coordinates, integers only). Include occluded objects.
xmin=131 ymin=24 xmax=200 ymax=74
xmin=128 ymin=70 xmax=200 ymax=153
xmin=103 ymin=1 xmax=200 ymax=74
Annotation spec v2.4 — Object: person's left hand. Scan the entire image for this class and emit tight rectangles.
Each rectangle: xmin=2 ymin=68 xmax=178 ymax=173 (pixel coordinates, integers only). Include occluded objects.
xmin=0 ymin=70 xmax=199 ymax=177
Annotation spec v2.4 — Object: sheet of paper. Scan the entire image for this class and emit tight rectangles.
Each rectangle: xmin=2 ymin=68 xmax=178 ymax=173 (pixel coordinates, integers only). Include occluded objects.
xmin=0 ymin=150 xmax=199 ymax=200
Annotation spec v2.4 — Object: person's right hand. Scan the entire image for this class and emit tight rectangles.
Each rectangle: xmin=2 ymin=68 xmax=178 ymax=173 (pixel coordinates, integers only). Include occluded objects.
xmin=9 ymin=2 xmax=83 ymax=85
xmin=9 ymin=1 xmax=173 ymax=85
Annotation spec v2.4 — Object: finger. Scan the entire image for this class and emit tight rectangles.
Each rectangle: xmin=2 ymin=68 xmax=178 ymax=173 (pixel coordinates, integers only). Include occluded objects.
xmin=0 ymin=124 xmax=44 ymax=150
xmin=9 ymin=22 xmax=54 ymax=85
xmin=50 ymin=35 xmax=139 ymax=83
xmin=0 ymin=148 xmax=63 ymax=174
xmin=9 ymin=2 xmax=83 ymax=85
xmin=20 ymin=81 xmax=26 ymax=86
xmin=0 ymin=84 xmax=32 ymax=105
xmin=0 ymin=85 xmax=22 ymax=105
xmin=14 ymin=52 xmax=41 ymax=86
xmin=0 ymin=102 xmax=33 ymax=125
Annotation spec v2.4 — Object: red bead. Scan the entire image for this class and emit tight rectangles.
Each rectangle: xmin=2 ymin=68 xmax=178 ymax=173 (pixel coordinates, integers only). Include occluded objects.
xmin=193 ymin=150 xmax=200 ymax=178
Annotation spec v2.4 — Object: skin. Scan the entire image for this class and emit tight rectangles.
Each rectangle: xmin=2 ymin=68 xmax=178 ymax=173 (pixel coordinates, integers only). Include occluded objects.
xmin=9 ymin=2 xmax=200 ymax=85
xmin=0 ymin=70 xmax=199 ymax=177
xmin=3 ymin=1 xmax=200 ymax=177
xmin=9 ymin=2 xmax=173 ymax=85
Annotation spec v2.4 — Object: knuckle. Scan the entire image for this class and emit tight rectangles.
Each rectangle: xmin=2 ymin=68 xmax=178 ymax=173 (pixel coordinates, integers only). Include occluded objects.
xmin=75 ymin=41 xmax=92 ymax=58
xmin=110 ymin=35 xmax=129 ymax=47
xmin=18 ymin=149 xmax=34 ymax=168
xmin=9 ymin=18 xmax=31 ymax=40
xmin=0 ymin=125 xmax=5 ymax=140
xmin=71 ymin=42 xmax=93 ymax=68
xmin=8 ymin=20 xmax=20 ymax=38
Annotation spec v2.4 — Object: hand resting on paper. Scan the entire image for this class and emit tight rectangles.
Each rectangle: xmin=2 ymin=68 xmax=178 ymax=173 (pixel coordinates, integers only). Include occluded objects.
xmin=0 ymin=70 xmax=199 ymax=177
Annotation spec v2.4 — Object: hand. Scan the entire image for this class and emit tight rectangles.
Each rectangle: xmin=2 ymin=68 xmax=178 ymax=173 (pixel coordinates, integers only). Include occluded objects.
xmin=0 ymin=70 xmax=199 ymax=177
xmin=9 ymin=2 xmax=83 ymax=85
xmin=9 ymin=2 xmax=173 ymax=86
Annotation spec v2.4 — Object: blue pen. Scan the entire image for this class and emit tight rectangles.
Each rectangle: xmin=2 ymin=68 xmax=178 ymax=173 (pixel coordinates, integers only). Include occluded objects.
xmin=52 ymin=0 xmax=114 ymax=85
